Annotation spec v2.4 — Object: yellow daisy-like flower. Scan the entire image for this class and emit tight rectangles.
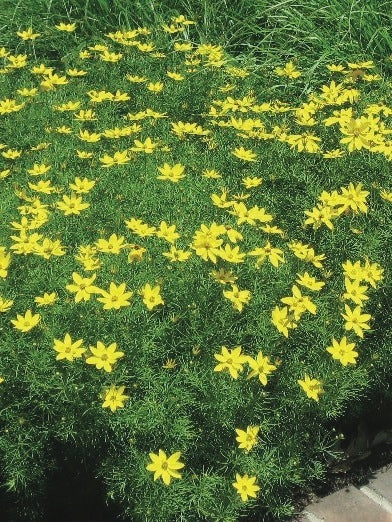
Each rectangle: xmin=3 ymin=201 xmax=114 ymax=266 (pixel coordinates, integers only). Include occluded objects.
xmin=11 ymin=309 xmax=40 ymax=332
xmin=232 ymin=474 xmax=261 ymax=502
xmin=53 ymin=333 xmax=86 ymax=361
xmin=96 ymin=282 xmax=133 ymax=310
xmin=235 ymin=426 xmax=260 ymax=452
xmin=298 ymin=375 xmax=323 ymax=401
xmin=86 ymin=341 xmax=124 ymax=372
xmin=213 ymin=345 xmax=248 ymax=379
xmin=139 ymin=283 xmax=164 ymax=310
xmin=102 ymin=385 xmax=129 ymax=412
xmin=34 ymin=292 xmax=57 ymax=306
xmin=146 ymin=450 xmax=185 ymax=485
xmin=55 ymin=22 xmax=76 ymax=32
xmin=231 ymin=146 xmax=257 ymax=162
xmin=326 ymin=337 xmax=358 ymax=366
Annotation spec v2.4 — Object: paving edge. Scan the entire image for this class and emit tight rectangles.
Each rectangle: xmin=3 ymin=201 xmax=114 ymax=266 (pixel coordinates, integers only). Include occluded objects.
xmin=359 ymin=485 xmax=392 ymax=514
xmin=301 ymin=483 xmax=392 ymax=521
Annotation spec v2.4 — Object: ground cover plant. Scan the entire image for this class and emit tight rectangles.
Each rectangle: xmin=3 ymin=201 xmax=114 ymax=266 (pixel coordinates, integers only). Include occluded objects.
xmin=0 ymin=7 xmax=392 ymax=522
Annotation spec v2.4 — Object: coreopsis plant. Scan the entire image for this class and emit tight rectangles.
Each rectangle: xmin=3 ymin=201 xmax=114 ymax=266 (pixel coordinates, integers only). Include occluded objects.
xmin=0 ymin=10 xmax=391 ymax=522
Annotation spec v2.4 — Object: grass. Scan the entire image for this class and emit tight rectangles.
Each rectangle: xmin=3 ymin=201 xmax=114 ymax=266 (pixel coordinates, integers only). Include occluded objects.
xmin=0 ymin=4 xmax=391 ymax=522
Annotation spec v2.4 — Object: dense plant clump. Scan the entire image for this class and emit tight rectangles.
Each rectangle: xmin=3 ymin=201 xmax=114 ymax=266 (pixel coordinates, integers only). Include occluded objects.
xmin=0 ymin=11 xmax=392 ymax=521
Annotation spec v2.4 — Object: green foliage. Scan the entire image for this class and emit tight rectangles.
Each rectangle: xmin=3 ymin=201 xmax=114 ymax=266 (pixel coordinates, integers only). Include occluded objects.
xmin=0 ymin=7 xmax=391 ymax=522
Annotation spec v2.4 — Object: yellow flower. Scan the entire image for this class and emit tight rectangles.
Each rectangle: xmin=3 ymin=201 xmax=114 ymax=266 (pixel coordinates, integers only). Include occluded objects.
xmin=65 ymin=272 xmax=100 ymax=302
xmin=343 ymin=277 xmax=369 ymax=306
xmin=86 ymin=341 xmax=124 ymax=372
xmin=140 ymin=283 xmax=164 ymax=310
xmin=271 ymin=306 xmax=297 ymax=338
xmin=56 ymin=194 xmax=90 ymax=215
xmin=247 ymin=242 xmax=284 ymax=268
xmin=55 ymin=22 xmax=76 ymax=32
xmin=231 ymin=146 xmax=257 ymax=162
xmin=280 ymin=285 xmax=317 ymax=320
xmin=235 ymin=426 xmax=260 ymax=452
xmin=338 ymin=182 xmax=369 ymax=213
xmin=147 ymin=81 xmax=164 ymax=93
xmin=246 ymin=352 xmax=277 ymax=385
xmin=17 ymin=28 xmax=41 ymax=40
xmin=275 ymin=61 xmax=301 ymax=78
xmin=131 ymin=137 xmax=159 ymax=153
xmin=34 ymin=292 xmax=57 ymax=306
xmin=0 ymin=296 xmax=13 ymax=312
xmin=69 ymin=177 xmax=96 ymax=193
xmin=213 ymin=345 xmax=248 ymax=379
xmin=146 ymin=450 xmax=185 ymax=485
xmin=242 ymin=176 xmax=262 ymax=188
xmin=11 ymin=309 xmax=40 ymax=332
xmin=156 ymin=222 xmax=180 ymax=243
xmin=96 ymin=282 xmax=133 ymax=310
xmin=100 ymin=150 xmax=131 ymax=167
xmin=341 ymin=304 xmax=371 ymax=338
xmin=95 ymin=234 xmax=126 ymax=254
xmin=223 ymin=284 xmax=251 ymax=312
xmin=326 ymin=337 xmax=358 ymax=366
xmin=380 ymin=189 xmax=392 ymax=203
xmin=27 ymin=163 xmax=51 ymax=176
xmin=295 ymin=272 xmax=325 ymax=291
xmin=0 ymin=98 xmax=25 ymax=114
xmin=53 ymin=333 xmax=85 ymax=361
xmin=232 ymin=474 xmax=261 ymax=502
xmin=162 ymin=246 xmax=191 ymax=262
xmin=102 ymin=386 xmax=129 ymax=412
xmin=210 ymin=268 xmax=237 ymax=285
xmin=217 ymin=244 xmax=245 ymax=263
xmin=298 ymin=375 xmax=323 ymax=401
xmin=157 ymin=163 xmax=185 ymax=182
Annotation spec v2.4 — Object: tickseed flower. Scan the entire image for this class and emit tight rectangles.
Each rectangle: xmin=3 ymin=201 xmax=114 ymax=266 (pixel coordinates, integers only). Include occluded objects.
xmin=34 ymin=292 xmax=57 ymax=306
xmin=162 ymin=246 xmax=191 ymax=262
xmin=55 ymin=22 xmax=76 ymax=32
xmin=0 ymin=297 xmax=13 ymax=312
xmin=146 ymin=450 xmax=185 ymax=485
xmin=140 ymin=284 xmax=164 ymax=310
xmin=343 ymin=277 xmax=369 ymax=306
xmin=56 ymin=194 xmax=90 ymax=215
xmin=86 ymin=341 xmax=124 ymax=372
xmin=210 ymin=268 xmax=237 ymax=285
xmin=248 ymin=242 xmax=284 ymax=268
xmin=157 ymin=163 xmax=185 ymax=182
xmin=296 ymin=272 xmax=325 ymax=291
xmin=66 ymin=272 xmax=100 ymax=302
xmin=231 ymin=146 xmax=257 ymax=162
xmin=232 ymin=474 xmax=261 ymax=502
xmin=298 ymin=375 xmax=323 ymax=401
xmin=235 ymin=426 xmax=260 ymax=452
xmin=96 ymin=282 xmax=133 ymax=310
xmin=17 ymin=28 xmax=41 ymax=40
xmin=223 ymin=284 xmax=251 ymax=312
xmin=214 ymin=345 xmax=248 ymax=379
xmin=341 ymin=304 xmax=371 ymax=338
xmin=11 ymin=309 xmax=40 ymax=332
xmin=53 ymin=334 xmax=86 ymax=361
xmin=95 ymin=234 xmax=126 ymax=254
xmin=280 ymin=285 xmax=317 ymax=320
xmin=100 ymin=150 xmax=131 ymax=167
xmin=271 ymin=306 xmax=297 ymax=337
xmin=275 ymin=61 xmax=301 ymax=78
xmin=338 ymin=182 xmax=369 ymax=213
xmin=326 ymin=337 xmax=358 ymax=366
xmin=102 ymin=385 xmax=129 ymax=412
xmin=246 ymin=352 xmax=277 ymax=385
xmin=69 ymin=177 xmax=96 ymax=193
